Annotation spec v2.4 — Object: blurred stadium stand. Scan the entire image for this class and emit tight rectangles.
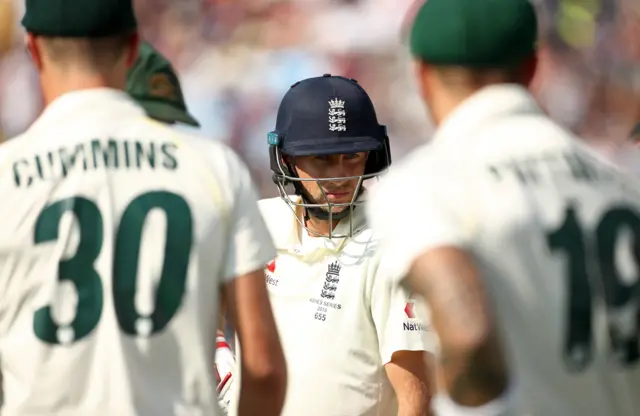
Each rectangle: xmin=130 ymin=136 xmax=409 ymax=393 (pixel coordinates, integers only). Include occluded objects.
xmin=0 ymin=0 xmax=638 ymax=194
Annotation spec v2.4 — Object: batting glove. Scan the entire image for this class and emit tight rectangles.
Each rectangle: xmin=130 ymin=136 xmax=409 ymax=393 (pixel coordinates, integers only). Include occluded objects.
xmin=215 ymin=331 xmax=236 ymax=415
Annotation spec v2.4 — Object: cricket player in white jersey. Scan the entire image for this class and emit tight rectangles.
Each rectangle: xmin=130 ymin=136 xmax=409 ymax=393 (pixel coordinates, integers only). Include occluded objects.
xmin=0 ymin=1 xmax=287 ymax=415
xmin=228 ymin=74 xmax=436 ymax=416
xmin=125 ymin=41 xmax=239 ymax=413
xmin=369 ymin=0 xmax=640 ymax=415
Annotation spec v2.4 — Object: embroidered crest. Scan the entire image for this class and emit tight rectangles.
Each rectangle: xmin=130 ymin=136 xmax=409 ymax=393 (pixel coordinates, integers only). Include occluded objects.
xmin=320 ymin=261 xmax=342 ymax=300
xmin=328 ymin=98 xmax=346 ymax=132
xmin=149 ymin=73 xmax=178 ymax=101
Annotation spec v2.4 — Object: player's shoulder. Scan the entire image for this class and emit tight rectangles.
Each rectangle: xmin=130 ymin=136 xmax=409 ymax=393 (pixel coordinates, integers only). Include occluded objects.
xmin=150 ymin=123 xmax=243 ymax=166
xmin=0 ymin=132 xmax=38 ymax=170
xmin=0 ymin=133 xmax=26 ymax=155
xmin=369 ymin=143 xmax=444 ymax=213
xmin=475 ymin=111 xmax=575 ymax=159
xmin=258 ymin=196 xmax=289 ymax=216
xmin=151 ymin=122 xmax=253 ymax=183
xmin=257 ymin=197 xmax=295 ymax=243
xmin=379 ymin=142 xmax=437 ymax=184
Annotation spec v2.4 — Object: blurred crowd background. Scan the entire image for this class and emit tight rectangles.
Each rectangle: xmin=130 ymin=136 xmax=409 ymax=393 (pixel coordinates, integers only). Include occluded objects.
xmin=0 ymin=0 xmax=638 ymax=197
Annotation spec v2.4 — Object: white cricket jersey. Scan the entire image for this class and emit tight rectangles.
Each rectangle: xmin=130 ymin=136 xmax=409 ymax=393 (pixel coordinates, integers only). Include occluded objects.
xmin=368 ymin=84 xmax=640 ymax=416
xmin=229 ymin=196 xmax=435 ymax=416
xmin=0 ymin=89 xmax=275 ymax=416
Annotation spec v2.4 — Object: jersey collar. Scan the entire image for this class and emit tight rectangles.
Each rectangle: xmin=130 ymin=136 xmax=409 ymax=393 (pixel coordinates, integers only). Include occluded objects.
xmin=28 ymin=88 xmax=146 ymax=133
xmin=433 ymin=84 xmax=542 ymax=145
xmin=276 ymin=195 xmax=369 ymax=261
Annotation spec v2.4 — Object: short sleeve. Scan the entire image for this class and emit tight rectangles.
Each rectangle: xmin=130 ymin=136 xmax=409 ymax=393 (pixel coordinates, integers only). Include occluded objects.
xmin=222 ymin=153 xmax=276 ymax=282
xmin=370 ymin=258 xmax=438 ymax=363
xmin=367 ymin=153 xmax=474 ymax=283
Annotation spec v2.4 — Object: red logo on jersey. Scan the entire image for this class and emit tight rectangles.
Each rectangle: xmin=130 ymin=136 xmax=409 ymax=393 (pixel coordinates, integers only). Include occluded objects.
xmin=266 ymin=260 xmax=276 ymax=273
xmin=404 ymin=296 xmax=418 ymax=319
xmin=404 ymin=302 xmax=415 ymax=319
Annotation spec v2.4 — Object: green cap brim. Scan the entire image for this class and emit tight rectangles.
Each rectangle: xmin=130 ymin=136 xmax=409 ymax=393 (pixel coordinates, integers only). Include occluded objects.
xmin=137 ymin=100 xmax=200 ymax=127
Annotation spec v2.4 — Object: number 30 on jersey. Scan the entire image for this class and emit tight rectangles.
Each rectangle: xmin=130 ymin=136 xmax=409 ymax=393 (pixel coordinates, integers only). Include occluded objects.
xmin=547 ymin=206 xmax=640 ymax=372
xmin=33 ymin=191 xmax=192 ymax=345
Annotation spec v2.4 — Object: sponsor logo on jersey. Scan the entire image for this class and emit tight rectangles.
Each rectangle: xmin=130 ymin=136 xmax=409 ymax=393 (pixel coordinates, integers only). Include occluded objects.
xmin=264 ymin=260 xmax=278 ymax=287
xmin=404 ymin=293 xmax=422 ymax=319
xmin=403 ymin=295 xmax=429 ymax=331
xmin=265 ymin=275 xmax=279 ymax=287
xmin=403 ymin=322 xmax=429 ymax=332
xmin=404 ymin=299 xmax=416 ymax=319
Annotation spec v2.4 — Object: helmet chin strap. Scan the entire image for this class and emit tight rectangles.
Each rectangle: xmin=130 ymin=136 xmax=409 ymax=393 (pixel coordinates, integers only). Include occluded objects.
xmin=303 ymin=197 xmax=352 ymax=222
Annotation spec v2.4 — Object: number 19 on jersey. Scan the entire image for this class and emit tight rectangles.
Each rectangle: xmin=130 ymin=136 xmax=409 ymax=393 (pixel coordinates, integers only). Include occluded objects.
xmin=547 ymin=206 xmax=640 ymax=372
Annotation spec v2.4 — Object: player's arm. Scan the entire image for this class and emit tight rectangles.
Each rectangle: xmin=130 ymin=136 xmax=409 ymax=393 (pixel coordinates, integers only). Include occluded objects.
xmin=408 ymin=248 xmax=508 ymax=408
xmin=370 ymin=258 xmax=436 ymax=415
xmin=219 ymin=149 xmax=287 ymax=416
xmin=367 ymin=161 xmax=509 ymax=414
xmin=224 ymin=270 xmax=286 ymax=416
xmin=385 ymin=350 xmax=434 ymax=416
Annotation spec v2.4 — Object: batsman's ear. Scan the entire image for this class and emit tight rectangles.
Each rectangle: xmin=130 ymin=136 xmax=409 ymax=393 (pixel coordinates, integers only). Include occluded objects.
xmin=25 ymin=33 xmax=42 ymax=69
xmin=522 ymin=54 xmax=538 ymax=88
xmin=125 ymin=32 xmax=140 ymax=68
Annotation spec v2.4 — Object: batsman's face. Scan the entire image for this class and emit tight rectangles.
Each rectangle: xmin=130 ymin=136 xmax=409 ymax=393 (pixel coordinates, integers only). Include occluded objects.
xmin=292 ymin=152 xmax=369 ymax=213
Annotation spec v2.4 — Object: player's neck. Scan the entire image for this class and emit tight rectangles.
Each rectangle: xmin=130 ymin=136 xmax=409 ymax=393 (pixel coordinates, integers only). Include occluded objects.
xmin=304 ymin=215 xmax=340 ymax=238
xmin=40 ymin=71 xmax=126 ymax=106
xmin=427 ymin=89 xmax=477 ymax=126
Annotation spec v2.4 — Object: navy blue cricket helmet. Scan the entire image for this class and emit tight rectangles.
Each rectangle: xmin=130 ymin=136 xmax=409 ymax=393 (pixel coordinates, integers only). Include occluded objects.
xmin=267 ymin=74 xmax=391 ymax=237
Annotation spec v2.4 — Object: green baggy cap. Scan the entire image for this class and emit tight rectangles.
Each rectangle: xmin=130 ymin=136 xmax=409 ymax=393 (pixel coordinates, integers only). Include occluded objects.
xmin=410 ymin=0 xmax=538 ymax=68
xmin=22 ymin=0 xmax=137 ymax=37
xmin=127 ymin=42 xmax=200 ymax=127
